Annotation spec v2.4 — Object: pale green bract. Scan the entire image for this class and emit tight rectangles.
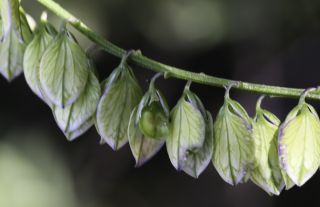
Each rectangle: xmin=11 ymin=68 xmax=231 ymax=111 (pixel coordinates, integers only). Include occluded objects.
xmin=96 ymin=62 xmax=142 ymax=150
xmin=250 ymin=98 xmax=284 ymax=195
xmin=279 ymin=101 xmax=320 ymax=186
xmin=39 ymin=30 xmax=89 ymax=108
xmin=212 ymin=95 xmax=253 ymax=185
xmin=0 ymin=11 xmax=32 ymax=81
xmin=23 ymin=22 xmax=56 ymax=104
xmin=53 ymin=71 xmax=101 ymax=141
xmin=128 ymin=107 xmax=165 ymax=167
xmin=166 ymin=88 xmax=212 ymax=178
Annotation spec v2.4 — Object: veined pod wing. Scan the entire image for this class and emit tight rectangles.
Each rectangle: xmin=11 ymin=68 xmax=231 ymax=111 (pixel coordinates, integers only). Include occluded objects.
xmin=250 ymin=97 xmax=284 ymax=195
xmin=128 ymin=107 xmax=165 ymax=167
xmin=212 ymin=93 xmax=253 ymax=185
xmin=181 ymin=110 xmax=214 ymax=178
xmin=39 ymin=29 xmax=89 ymax=107
xmin=96 ymin=60 xmax=142 ymax=150
xmin=279 ymin=97 xmax=320 ymax=186
xmin=53 ymin=71 xmax=101 ymax=140
xmin=23 ymin=21 xmax=56 ymax=104
xmin=167 ymin=86 xmax=212 ymax=178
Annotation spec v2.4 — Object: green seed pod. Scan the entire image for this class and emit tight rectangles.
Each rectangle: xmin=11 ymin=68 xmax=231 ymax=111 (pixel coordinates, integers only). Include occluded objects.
xmin=39 ymin=27 xmax=89 ymax=108
xmin=0 ymin=9 xmax=32 ymax=81
xmin=134 ymin=73 xmax=170 ymax=139
xmin=96 ymin=53 xmax=142 ymax=150
xmin=166 ymin=82 xmax=213 ymax=178
xmin=128 ymin=107 xmax=164 ymax=167
xmin=212 ymin=85 xmax=253 ymax=185
xmin=279 ymin=88 xmax=320 ymax=186
xmin=53 ymin=70 xmax=101 ymax=141
xmin=250 ymin=96 xmax=284 ymax=195
xmin=23 ymin=13 xmax=56 ymax=105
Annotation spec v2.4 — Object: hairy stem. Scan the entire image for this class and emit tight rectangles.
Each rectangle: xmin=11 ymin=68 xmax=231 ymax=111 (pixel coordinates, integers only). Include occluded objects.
xmin=36 ymin=0 xmax=320 ymax=100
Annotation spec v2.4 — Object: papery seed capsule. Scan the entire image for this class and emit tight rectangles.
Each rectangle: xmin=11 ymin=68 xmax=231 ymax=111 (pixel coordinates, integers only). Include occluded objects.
xmin=278 ymin=88 xmax=320 ymax=186
xmin=166 ymin=82 xmax=213 ymax=178
xmin=128 ymin=106 xmax=165 ymax=167
xmin=250 ymin=96 xmax=284 ymax=195
xmin=212 ymin=85 xmax=253 ymax=185
xmin=39 ymin=28 xmax=89 ymax=107
xmin=53 ymin=70 xmax=101 ymax=141
xmin=23 ymin=14 xmax=56 ymax=104
xmin=96 ymin=52 xmax=142 ymax=150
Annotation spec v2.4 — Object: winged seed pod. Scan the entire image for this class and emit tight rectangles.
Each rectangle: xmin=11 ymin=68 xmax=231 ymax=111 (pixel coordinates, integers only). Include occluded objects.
xmin=0 ymin=8 xmax=32 ymax=81
xmin=278 ymin=88 xmax=320 ymax=186
xmin=96 ymin=53 xmax=142 ymax=150
xmin=250 ymin=96 xmax=284 ymax=195
xmin=127 ymin=73 xmax=168 ymax=166
xmin=39 ymin=27 xmax=89 ymax=108
xmin=166 ymin=82 xmax=213 ymax=178
xmin=23 ymin=13 xmax=57 ymax=105
xmin=53 ymin=71 xmax=101 ymax=141
xmin=128 ymin=107 xmax=165 ymax=167
xmin=212 ymin=85 xmax=253 ymax=185
xmin=136 ymin=73 xmax=169 ymax=139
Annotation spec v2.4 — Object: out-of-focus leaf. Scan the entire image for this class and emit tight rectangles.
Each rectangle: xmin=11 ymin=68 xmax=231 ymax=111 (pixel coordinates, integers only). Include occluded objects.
xmin=128 ymin=107 xmax=164 ymax=167
xmin=53 ymin=71 xmax=100 ymax=140
xmin=212 ymin=91 xmax=253 ymax=185
xmin=0 ymin=0 xmax=21 ymax=40
xmin=279 ymin=97 xmax=320 ymax=186
xmin=39 ymin=29 xmax=89 ymax=107
xmin=0 ymin=11 xmax=32 ymax=81
xmin=96 ymin=60 xmax=142 ymax=150
xmin=250 ymin=97 xmax=284 ymax=195
xmin=23 ymin=22 xmax=56 ymax=104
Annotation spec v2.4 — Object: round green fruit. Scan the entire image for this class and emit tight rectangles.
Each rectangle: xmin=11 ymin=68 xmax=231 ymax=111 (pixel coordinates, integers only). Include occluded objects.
xmin=139 ymin=102 xmax=169 ymax=139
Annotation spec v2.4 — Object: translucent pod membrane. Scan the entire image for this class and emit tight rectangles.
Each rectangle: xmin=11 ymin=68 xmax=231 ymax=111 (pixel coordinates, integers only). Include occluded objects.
xmin=96 ymin=53 xmax=142 ymax=150
xmin=167 ymin=83 xmax=213 ymax=178
xmin=212 ymin=86 xmax=253 ymax=185
xmin=279 ymin=88 xmax=320 ymax=187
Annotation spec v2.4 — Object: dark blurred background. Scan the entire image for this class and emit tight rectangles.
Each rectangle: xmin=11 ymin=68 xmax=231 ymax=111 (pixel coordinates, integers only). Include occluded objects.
xmin=1 ymin=0 xmax=320 ymax=206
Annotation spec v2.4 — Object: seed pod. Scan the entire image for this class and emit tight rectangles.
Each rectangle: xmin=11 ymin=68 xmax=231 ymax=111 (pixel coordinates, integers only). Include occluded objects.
xmin=23 ymin=14 xmax=56 ymax=104
xmin=136 ymin=73 xmax=169 ymax=139
xmin=250 ymin=96 xmax=284 ymax=195
xmin=96 ymin=54 xmax=142 ymax=150
xmin=128 ymin=107 xmax=165 ymax=167
xmin=212 ymin=86 xmax=253 ymax=185
xmin=279 ymin=88 xmax=320 ymax=186
xmin=39 ymin=28 xmax=89 ymax=108
xmin=53 ymin=70 xmax=101 ymax=141
xmin=0 ymin=9 xmax=32 ymax=81
xmin=166 ymin=83 xmax=213 ymax=178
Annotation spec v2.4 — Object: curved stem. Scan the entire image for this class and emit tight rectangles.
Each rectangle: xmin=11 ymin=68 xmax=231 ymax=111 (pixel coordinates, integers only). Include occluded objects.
xmin=36 ymin=0 xmax=320 ymax=101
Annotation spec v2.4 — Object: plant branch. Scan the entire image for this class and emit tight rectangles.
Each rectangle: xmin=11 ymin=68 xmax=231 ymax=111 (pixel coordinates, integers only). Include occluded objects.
xmin=36 ymin=0 xmax=320 ymax=101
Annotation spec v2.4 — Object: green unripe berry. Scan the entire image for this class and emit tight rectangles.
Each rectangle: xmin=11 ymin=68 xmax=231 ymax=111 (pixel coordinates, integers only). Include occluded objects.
xmin=139 ymin=102 xmax=169 ymax=139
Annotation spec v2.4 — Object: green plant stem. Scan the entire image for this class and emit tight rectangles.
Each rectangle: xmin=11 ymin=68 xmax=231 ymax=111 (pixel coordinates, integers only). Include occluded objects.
xmin=36 ymin=0 xmax=320 ymax=101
